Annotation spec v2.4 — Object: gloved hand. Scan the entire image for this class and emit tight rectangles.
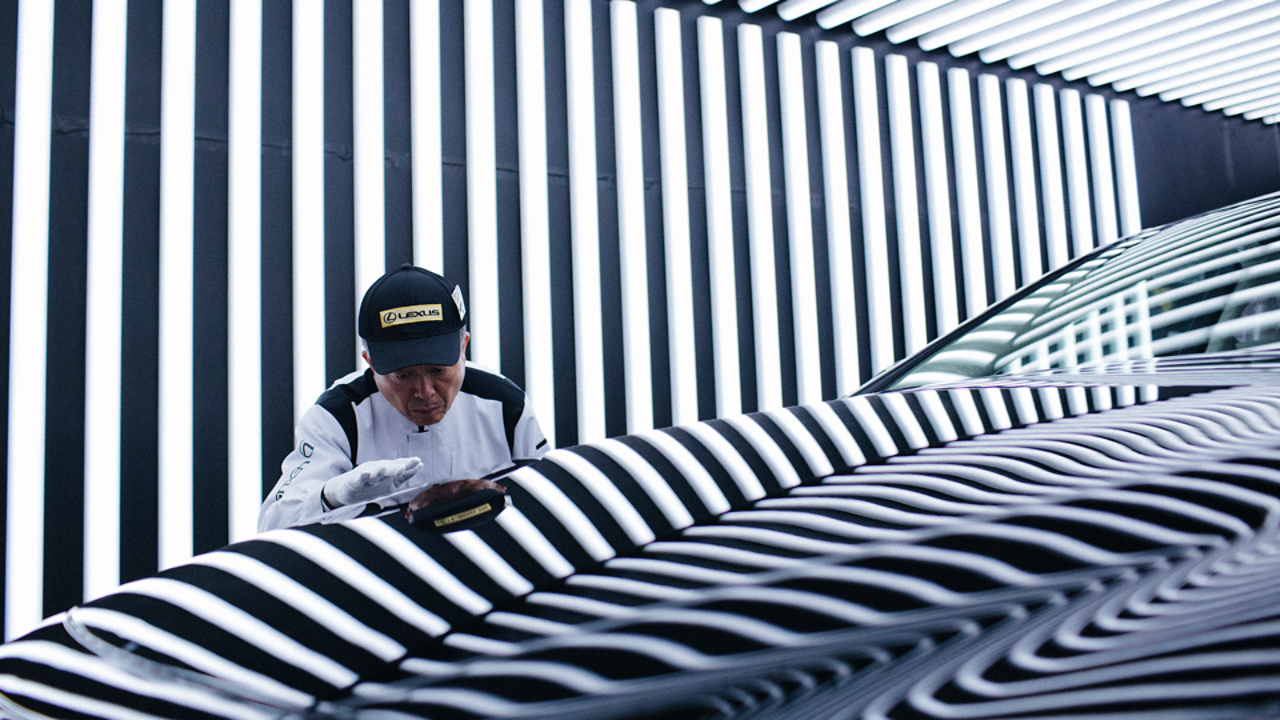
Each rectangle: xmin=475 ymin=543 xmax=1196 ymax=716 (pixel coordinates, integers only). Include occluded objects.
xmin=321 ymin=457 xmax=423 ymax=509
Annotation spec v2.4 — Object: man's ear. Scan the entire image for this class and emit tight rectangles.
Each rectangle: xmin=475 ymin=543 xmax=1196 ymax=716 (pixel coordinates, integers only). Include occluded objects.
xmin=361 ymin=350 xmax=373 ymax=367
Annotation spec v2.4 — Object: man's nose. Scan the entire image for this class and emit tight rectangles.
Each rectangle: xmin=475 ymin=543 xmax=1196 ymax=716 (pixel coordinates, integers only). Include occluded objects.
xmin=412 ymin=376 xmax=435 ymax=398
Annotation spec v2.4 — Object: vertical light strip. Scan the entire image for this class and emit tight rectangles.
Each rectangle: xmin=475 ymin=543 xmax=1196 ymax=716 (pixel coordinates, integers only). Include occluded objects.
xmin=777 ymin=33 xmax=822 ymax=404
xmin=157 ymin=0 xmax=197 ymax=572
xmin=227 ymin=0 xmax=262 ymax=544
xmin=1110 ymin=99 xmax=1141 ymax=236
xmin=6 ymin=0 xmax=54 ymax=640
xmin=1060 ymin=88 xmax=1093 ymax=257
xmin=885 ymin=54 xmax=926 ymax=355
xmin=515 ymin=0 xmax=556 ymax=446
xmin=410 ymin=0 xmax=443 ymax=272
xmin=292 ymin=0 xmax=325 ymax=422
xmin=1085 ymin=94 xmax=1118 ymax=245
xmin=1034 ymin=83 xmax=1068 ymax=271
xmin=1005 ymin=78 xmax=1041 ymax=286
xmin=83 ymin=0 xmax=128 ymax=601
xmin=464 ymin=0 xmax=500 ymax=367
xmin=697 ymin=17 xmax=741 ymax=417
xmin=655 ymin=10 xmax=698 ymax=425
xmin=740 ymin=24 xmax=782 ymax=409
xmin=852 ymin=47 xmax=893 ymax=373
xmin=353 ymin=0 xmax=386 ymax=343
xmin=948 ymin=68 xmax=986 ymax=321
xmin=565 ymin=0 xmax=604 ymax=442
xmin=612 ymin=1 xmax=653 ymax=431
xmin=977 ymin=74 xmax=1015 ymax=302
xmin=916 ymin=61 xmax=956 ymax=337
xmin=816 ymin=41 xmax=859 ymax=393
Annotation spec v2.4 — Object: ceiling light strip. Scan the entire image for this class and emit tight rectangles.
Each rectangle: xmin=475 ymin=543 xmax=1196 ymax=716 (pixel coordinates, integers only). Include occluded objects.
xmin=777 ymin=33 xmax=824 ymax=404
xmin=740 ymin=24 xmax=783 ymax=409
xmin=852 ymin=47 xmax=895 ymax=372
xmin=976 ymin=0 xmax=1120 ymax=64
xmin=1053 ymin=0 xmax=1270 ymax=81
xmin=1006 ymin=78 xmax=1042 ymax=287
xmin=292 ymin=0 xmax=325 ymax=424
xmin=978 ymin=74 xmax=1016 ymax=302
xmin=958 ymin=0 xmax=1107 ymax=60
xmin=777 ymin=0 xmax=843 ymax=23
xmin=1004 ymin=0 xmax=1169 ymax=70
xmin=611 ymin=0 xmax=654 ymax=430
xmin=917 ymin=0 xmax=1033 ymax=53
xmin=1150 ymin=44 xmax=1280 ymax=100
xmin=564 ymin=0 xmax=605 ymax=443
xmin=1060 ymin=89 xmax=1094 ymax=257
xmin=1034 ymin=84 xmax=1069 ymax=271
xmin=852 ymin=0 xmax=951 ymax=37
xmin=1214 ymin=84 xmax=1280 ymax=114
xmin=157 ymin=0 xmax=197 ymax=574
xmin=1085 ymin=95 xmax=1118 ymax=245
xmin=228 ymin=0 xmax=263 ymax=545
xmin=917 ymin=61 xmax=958 ymax=337
xmin=1110 ymin=99 xmax=1141 ymax=237
xmin=816 ymin=41 xmax=861 ymax=393
xmin=739 ymin=0 xmax=782 ymax=12
xmin=1242 ymin=101 xmax=1280 ymax=121
xmin=817 ymin=0 xmax=895 ymax=30
xmin=6 ymin=0 xmax=54 ymax=641
xmin=1107 ymin=23 xmax=1280 ymax=93
xmin=464 ymin=0 xmax=500 ymax=368
xmin=83 ymin=0 xmax=127 ymax=603
xmin=354 ymin=0 xmax=387 ymax=354
xmin=1192 ymin=73 xmax=1280 ymax=110
xmin=698 ymin=17 xmax=742 ymax=416
xmin=516 ymin=0 xmax=556 ymax=445
xmin=410 ymin=0 xmax=442 ymax=273
xmin=947 ymin=67 xmax=988 ymax=320
xmin=886 ymin=54 xmax=928 ymax=355
xmin=656 ymin=9 xmax=700 ymax=423
xmin=890 ymin=0 xmax=1004 ymax=44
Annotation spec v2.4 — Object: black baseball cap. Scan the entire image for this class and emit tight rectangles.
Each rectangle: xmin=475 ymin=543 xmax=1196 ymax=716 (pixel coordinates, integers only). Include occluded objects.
xmin=358 ymin=265 xmax=467 ymax=373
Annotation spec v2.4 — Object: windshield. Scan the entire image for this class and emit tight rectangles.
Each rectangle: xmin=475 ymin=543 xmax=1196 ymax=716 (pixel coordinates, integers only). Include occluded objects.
xmin=883 ymin=193 xmax=1280 ymax=391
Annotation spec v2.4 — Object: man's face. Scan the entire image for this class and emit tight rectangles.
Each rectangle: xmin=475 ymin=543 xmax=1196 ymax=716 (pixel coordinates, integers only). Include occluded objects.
xmin=366 ymin=333 xmax=469 ymax=427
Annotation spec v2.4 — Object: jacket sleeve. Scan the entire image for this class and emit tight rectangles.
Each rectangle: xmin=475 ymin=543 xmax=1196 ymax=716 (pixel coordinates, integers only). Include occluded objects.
xmin=257 ymin=405 xmax=356 ymax=532
xmin=513 ymin=394 xmax=551 ymax=463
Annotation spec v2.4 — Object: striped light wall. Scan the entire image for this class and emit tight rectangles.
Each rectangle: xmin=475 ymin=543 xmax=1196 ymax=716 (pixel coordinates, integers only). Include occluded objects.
xmin=2 ymin=0 xmax=1138 ymax=640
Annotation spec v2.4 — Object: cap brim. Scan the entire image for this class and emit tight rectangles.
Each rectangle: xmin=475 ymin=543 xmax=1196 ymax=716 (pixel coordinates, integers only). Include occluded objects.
xmin=367 ymin=330 xmax=463 ymax=374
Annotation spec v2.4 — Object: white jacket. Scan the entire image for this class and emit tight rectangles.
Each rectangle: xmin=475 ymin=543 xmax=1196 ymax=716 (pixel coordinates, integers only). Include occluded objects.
xmin=259 ymin=364 xmax=548 ymax=531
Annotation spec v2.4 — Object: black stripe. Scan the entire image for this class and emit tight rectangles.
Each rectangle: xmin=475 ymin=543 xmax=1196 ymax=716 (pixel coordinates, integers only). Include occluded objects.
xmin=317 ymin=369 xmax=377 ymax=464
xmin=462 ymin=365 xmax=527 ymax=454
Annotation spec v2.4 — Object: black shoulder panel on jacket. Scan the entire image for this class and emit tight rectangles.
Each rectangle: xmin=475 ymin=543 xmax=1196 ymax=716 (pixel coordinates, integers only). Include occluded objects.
xmin=461 ymin=366 xmax=526 ymax=454
xmin=316 ymin=369 xmax=378 ymax=464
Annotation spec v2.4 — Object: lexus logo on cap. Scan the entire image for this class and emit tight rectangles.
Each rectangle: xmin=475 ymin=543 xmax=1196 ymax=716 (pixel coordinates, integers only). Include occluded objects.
xmin=380 ymin=304 xmax=444 ymax=328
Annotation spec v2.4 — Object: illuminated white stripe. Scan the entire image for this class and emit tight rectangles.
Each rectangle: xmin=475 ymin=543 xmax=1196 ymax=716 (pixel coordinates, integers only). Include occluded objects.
xmin=634 ymin=429 xmax=732 ymax=514
xmin=682 ymin=422 xmax=768 ymax=500
xmin=886 ymin=55 xmax=925 ymax=356
xmin=1085 ymin=94 xmax=1118 ymax=245
xmin=1161 ymin=52 xmax=1280 ymax=102
xmin=881 ymin=393 xmax=930 ymax=449
xmin=1110 ymin=99 xmax=1142 ymax=237
xmin=768 ymin=409 xmax=836 ymax=477
xmin=516 ymin=0 xmax=556 ymax=447
xmin=978 ymin=74 xmax=1015 ymax=301
xmin=949 ymin=388 xmax=985 ymax=436
xmin=807 ymin=402 xmax=867 ymax=467
xmin=980 ymin=387 xmax=1013 ymax=430
xmin=916 ymin=61 xmax=957 ymax=336
xmin=346 ymin=519 xmax=493 ymax=614
xmin=698 ymin=17 xmax=742 ymax=417
xmin=722 ymin=415 xmax=805 ymax=487
xmin=228 ymin=0 xmax=263 ymax=545
xmin=1000 ymin=0 xmax=1165 ymax=70
xmin=465 ymin=0 xmax=500 ymax=368
xmin=596 ymin=440 xmax=695 ymax=528
xmin=777 ymin=0 xmax=842 ymax=21
xmin=739 ymin=24 xmax=783 ymax=410
xmin=506 ymin=464 xmax=616 ymax=561
xmin=915 ymin=389 xmax=959 ymax=442
xmin=1006 ymin=78 xmax=1041 ymax=286
xmin=353 ymin=0 xmax=385 ymax=334
xmin=1034 ymin=83 xmax=1069 ymax=271
xmin=565 ymin=0 xmax=605 ymax=443
xmin=83 ymin=0 xmax=128 ymax=602
xmin=157 ymin=0 xmax=197 ymax=572
xmin=853 ymin=0 xmax=953 ymax=36
xmin=6 ymin=0 xmax=55 ymax=641
xmin=889 ymin=0 xmax=1005 ymax=44
xmin=1060 ymin=88 xmax=1093 ymax=257
xmin=612 ymin=1 xmax=653 ymax=432
xmin=445 ymin=532 xmax=535 ymax=597
xmin=292 ymin=0 xmax=325 ymax=423
xmin=777 ymin=33 xmax=822 ymax=403
xmin=816 ymin=42 xmax=860 ymax=393
xmin=549 ymin=451 xmax=655 ymax=545
xmin=816 ymin=0 xmax=896 ymax=28
xmin=656 ymin=9 xmax=699 ymax=425
xmin=493 ymin=506 xmax=576 ymax=578
xmin=852 ymin=47 xmax=894 ymax=372
xmin=840 ymin=395 xmax=897 ymax=458
xmin=1032 ymin=0 xmax=1222 ymax=77
xmin=948 ymin=67 xmax=987 ymax=320
xmin=916 ymin=0 xmax=1026 ymax=52
xmin=410 ymin=0 xmax=442 ymax=272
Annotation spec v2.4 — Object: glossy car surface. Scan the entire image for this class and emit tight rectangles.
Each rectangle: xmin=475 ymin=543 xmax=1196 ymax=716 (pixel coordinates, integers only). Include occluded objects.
xmin=4 ymin=195 xmax=1280 ymax=719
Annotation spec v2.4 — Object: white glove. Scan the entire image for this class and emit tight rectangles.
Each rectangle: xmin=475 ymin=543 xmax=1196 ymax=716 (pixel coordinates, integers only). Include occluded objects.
xmin=321 ymin=457 xmax=423 ymax=509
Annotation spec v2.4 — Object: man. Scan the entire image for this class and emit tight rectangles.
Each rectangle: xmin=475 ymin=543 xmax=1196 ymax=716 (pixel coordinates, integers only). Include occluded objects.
xmin=258 ymin=265 xmax=549 ymax=532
